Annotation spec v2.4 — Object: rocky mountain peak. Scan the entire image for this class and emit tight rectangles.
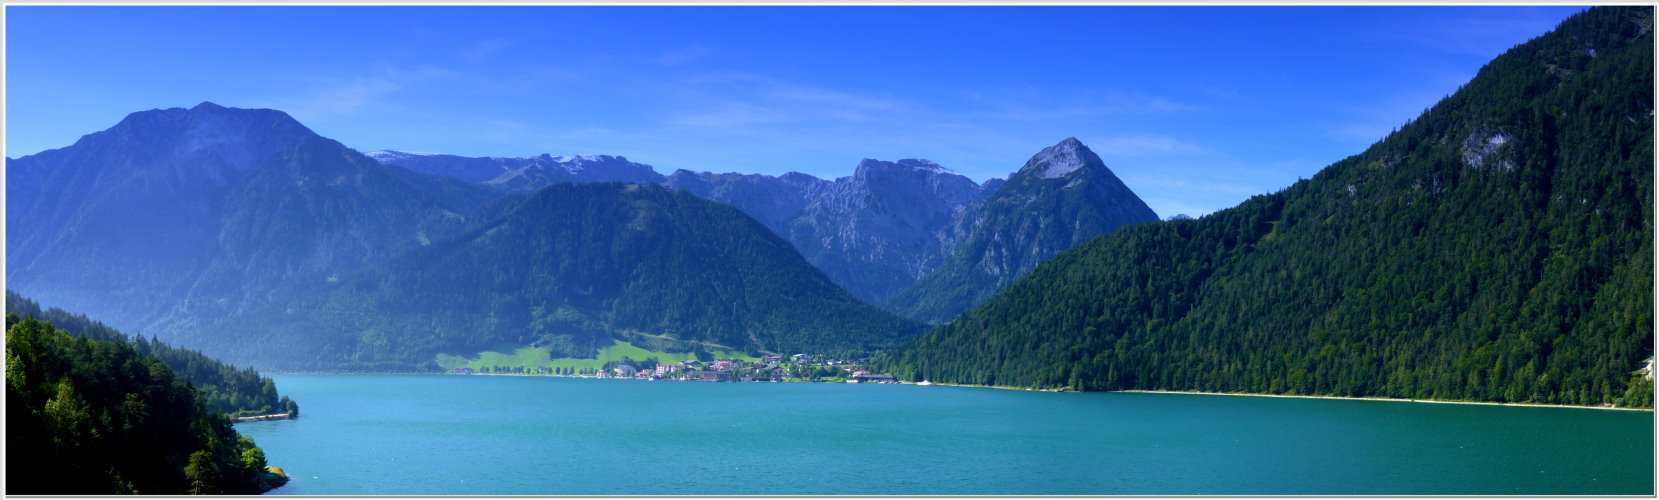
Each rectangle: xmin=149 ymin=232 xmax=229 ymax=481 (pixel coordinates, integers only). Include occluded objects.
xmin=1018 ymin=137 xmax=1101 ymax=180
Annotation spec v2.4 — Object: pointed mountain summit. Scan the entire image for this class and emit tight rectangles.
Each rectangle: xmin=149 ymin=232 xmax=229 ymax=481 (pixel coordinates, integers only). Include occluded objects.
xmin=886 ymin=137 xmax=1159 ymax=323
xmin=1022 ymin=137 xmax=1096 ymax=179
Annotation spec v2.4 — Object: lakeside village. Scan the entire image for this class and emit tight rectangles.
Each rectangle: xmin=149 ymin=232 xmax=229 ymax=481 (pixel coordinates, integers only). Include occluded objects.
xmin=450 ymin=353 xmax=907 ymax=384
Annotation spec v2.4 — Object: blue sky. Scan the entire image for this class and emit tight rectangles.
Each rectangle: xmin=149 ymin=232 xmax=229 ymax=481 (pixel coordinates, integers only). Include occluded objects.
xmin=6 ymin=5 xmax=1584 ymax=217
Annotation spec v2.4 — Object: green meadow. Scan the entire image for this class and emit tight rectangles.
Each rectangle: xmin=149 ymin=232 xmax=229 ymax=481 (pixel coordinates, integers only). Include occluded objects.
xmin=436 ymin=340 xmax=758 ymax=372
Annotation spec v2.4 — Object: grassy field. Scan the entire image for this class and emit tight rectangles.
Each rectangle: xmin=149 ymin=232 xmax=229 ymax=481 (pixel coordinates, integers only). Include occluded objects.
xmin=436 ymin=339 xmax=757 ymax=372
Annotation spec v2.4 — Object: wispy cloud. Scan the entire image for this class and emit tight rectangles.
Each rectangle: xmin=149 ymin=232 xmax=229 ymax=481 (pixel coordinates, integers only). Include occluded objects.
xmin=286 ymin=77 xmax=400 ymax=118
xmin=660 ymin=44 xmax=711 ymax=65
xmin=664 ymin=100 xmax=791 ymax=130
xmin=278 ymin=64 xmax=457 ymax=119
xmin=1323 ymin=87 xmax=1446 ymax=145
xmin=1379 ymin=8 xmax=1584 ymax=58
xmin=971 ymin=87 xmax=1197 ymax=121
xmin=461 ymin=38 xmax=514 ymax=63
xmin=1086 ymin=135 xmax=1206 ymax=156
xmin=1123 ymin=174 xmax=1263 ymax=197
xmin=657 ymin=73 xmax=908 ymax=133
xmin=1191 ymin=84 xmax=1242 ymax=100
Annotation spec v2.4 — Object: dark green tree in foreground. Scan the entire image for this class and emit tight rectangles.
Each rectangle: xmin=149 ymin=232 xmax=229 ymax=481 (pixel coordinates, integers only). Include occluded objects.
xmin=5 ymin=314 xmax=285 ymax=494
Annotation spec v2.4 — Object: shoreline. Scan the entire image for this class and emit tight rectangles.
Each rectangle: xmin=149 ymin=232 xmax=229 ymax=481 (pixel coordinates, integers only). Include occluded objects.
xmin=235 ymin=412 xmax=295 ymax=422
xmin=904 ymin=381 xmax=1071 ymax=392
xmin=1114 ymin=389 xmax=1655 ymax=412
xmin=258 ymin=372 xmax=1654 ymax=411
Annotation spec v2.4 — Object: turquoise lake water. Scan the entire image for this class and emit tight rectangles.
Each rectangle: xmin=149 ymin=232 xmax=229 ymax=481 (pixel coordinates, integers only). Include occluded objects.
xmin=236 ymin=374 xmax=1654 ymax=495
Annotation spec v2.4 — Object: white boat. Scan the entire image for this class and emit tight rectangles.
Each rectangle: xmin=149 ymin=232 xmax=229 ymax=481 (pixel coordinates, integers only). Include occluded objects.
xmin=917 ymin=380 xmax=933 ymax=386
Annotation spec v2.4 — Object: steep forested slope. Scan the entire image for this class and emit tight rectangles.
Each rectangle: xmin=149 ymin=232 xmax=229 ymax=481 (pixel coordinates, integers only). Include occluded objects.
xmin=6 ymin=315 xmax=285 ymax=494
xmin=880 ymin=6 xmax=1654 ymax=407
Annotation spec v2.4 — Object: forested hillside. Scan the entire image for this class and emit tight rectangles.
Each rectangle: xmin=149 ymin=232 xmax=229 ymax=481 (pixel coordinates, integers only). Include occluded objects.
xmin=879 ymin=6 xmax=1654 ymax=408
xmin=205 ymin=182 xmax=925 ymax=371
xmin=6 ymin=291 xmax=295 ymax=417
xmin=6 ymin=314 xmax=286 ymax=494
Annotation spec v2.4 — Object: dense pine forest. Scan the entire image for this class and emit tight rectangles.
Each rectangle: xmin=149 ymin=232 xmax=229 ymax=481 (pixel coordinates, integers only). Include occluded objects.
xmin=7 ymin=291 xmax=295 ymax=417
xmin=878 ymin=6 xmax=1655 ymax=408
xmin=6 ymin=313 xmax=287 ymax=494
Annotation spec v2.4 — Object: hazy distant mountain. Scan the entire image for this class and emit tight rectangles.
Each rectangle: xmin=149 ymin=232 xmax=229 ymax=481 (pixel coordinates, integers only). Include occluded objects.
xmin=365 ymin=150 xmax=665 ymax=191
xmin=204 ymin=182 xmax=925 ymax=371
xmin=661 ymin=169 xmax=832 ymax=235
xmin=1167 ymin=213 xmax=1194 ymax=220
xmin=885 ymin=138 xmax=1160 ymax=323
xmin=878 ymin=6 xmax=1654 ymax=407
xmin=6 ymin=102 xmax=498 ymax=340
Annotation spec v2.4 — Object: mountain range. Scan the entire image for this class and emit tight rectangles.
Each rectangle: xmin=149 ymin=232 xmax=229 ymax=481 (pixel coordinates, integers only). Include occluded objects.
xmin=9 ymin=102 xmax=1153 ymax=370
xmin=368 ymin=138 xmax=1159 ymax=320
